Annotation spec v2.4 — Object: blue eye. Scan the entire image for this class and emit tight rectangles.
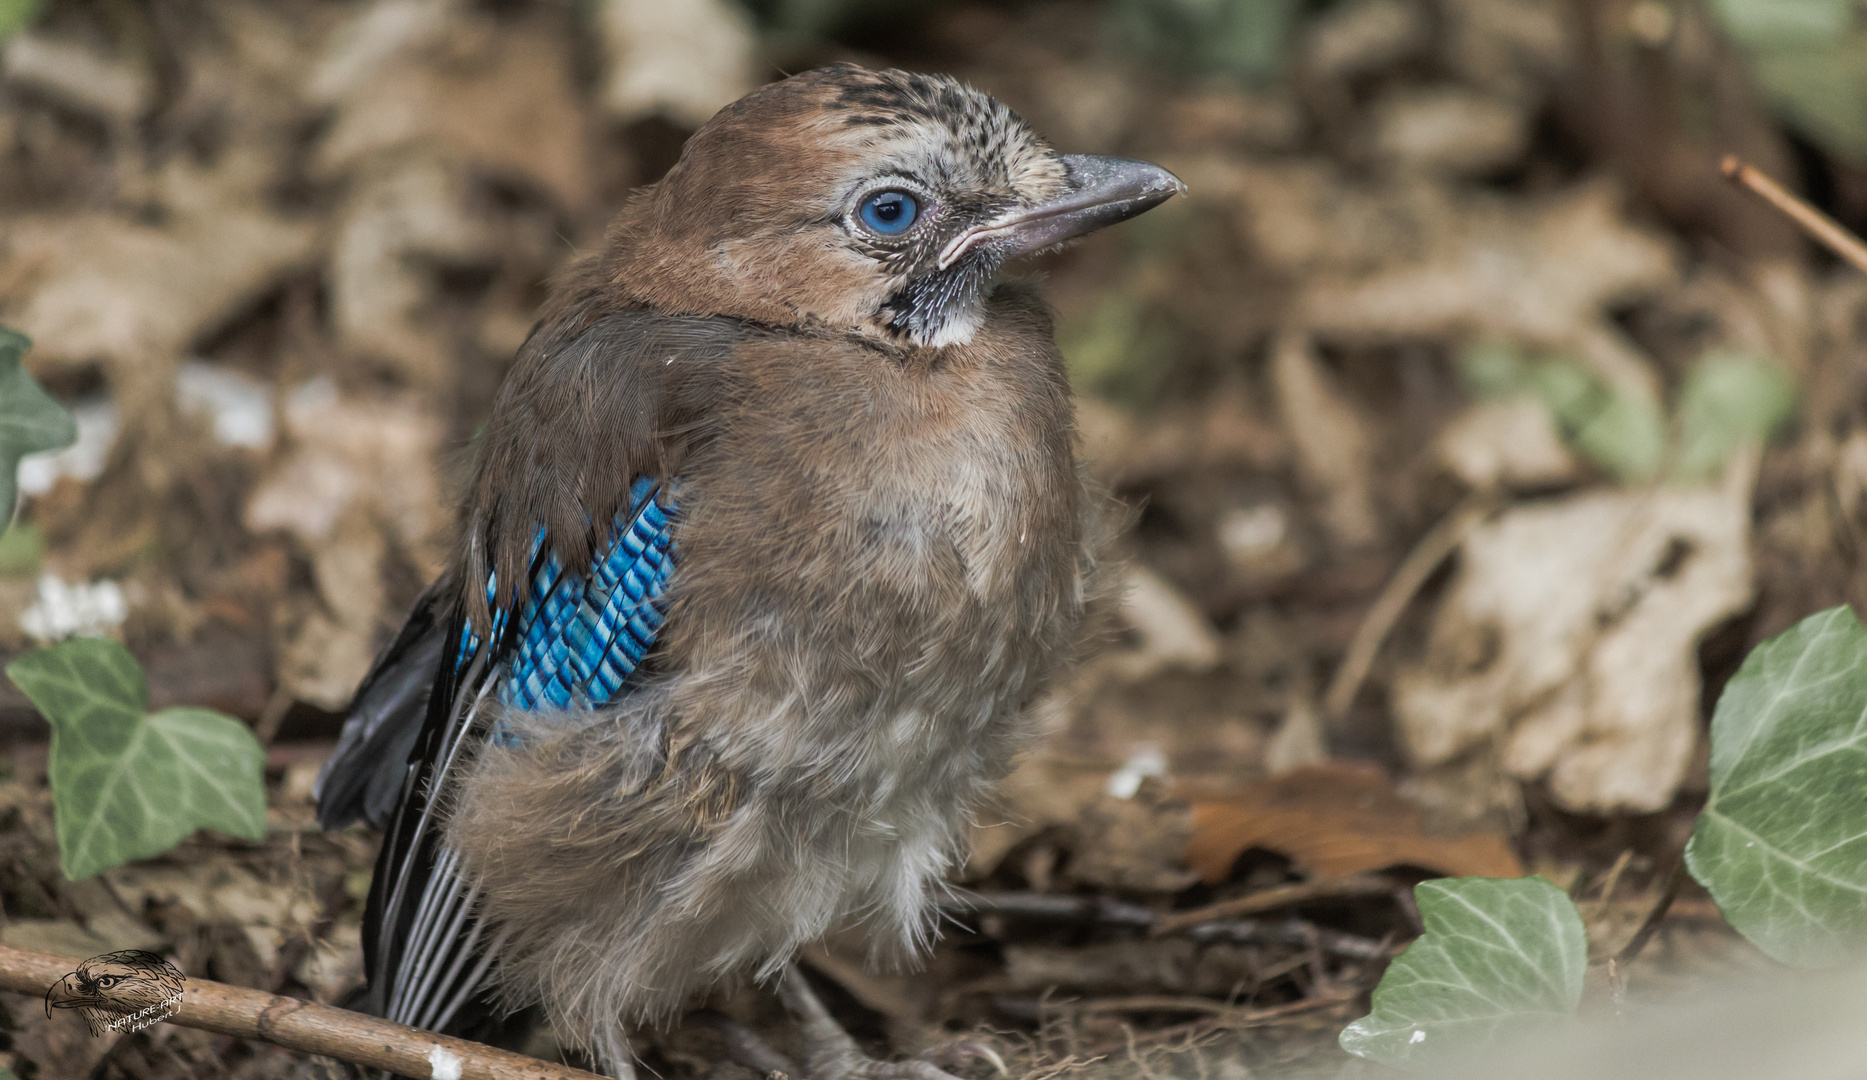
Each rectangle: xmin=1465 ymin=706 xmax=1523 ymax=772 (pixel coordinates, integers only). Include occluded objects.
xmin=858 ymin=190 xmax=919 ymax=235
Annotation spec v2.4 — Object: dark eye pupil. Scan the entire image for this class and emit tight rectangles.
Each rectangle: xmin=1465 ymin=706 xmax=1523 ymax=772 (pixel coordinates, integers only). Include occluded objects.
xmin=859 ymin=190 xmax=919 ymax=235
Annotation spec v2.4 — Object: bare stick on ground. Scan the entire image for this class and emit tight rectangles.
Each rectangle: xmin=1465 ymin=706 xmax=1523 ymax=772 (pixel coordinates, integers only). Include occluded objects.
xmin=1324 ymin=494 xmax=1496 ymax=720
xmin=1152 ymin=876 xmax=1396 ymax=936
xmin=1615 ymin=857 xmax=1688 ymax=967
xmin=1721 ymin=156 xmax=1867 ymax=275
xmin=0 ymin=943 xmax=604 ymax=1080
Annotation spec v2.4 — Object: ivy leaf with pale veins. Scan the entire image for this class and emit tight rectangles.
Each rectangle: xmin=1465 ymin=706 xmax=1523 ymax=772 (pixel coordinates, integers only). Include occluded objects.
xmin=0 ymin=327 xmax=76 ymax=523
xmin=1686 ymin=605 xmax=1867 ymax=967
xmin=1672 ymin=348 xmax=1796 ymax=482
xmin=5 ymin=637 xmax=267 ymax=880
xmin=1339 ymin=876 xmax=1586 ymax=1072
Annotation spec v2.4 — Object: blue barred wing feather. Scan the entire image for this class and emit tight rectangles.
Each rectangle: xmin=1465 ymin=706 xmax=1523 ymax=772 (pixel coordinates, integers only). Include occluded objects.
xmin=325 ymin=479 xmax=677 ymax=1035
xmin=482 ymin=477 xmax=675 ymax=720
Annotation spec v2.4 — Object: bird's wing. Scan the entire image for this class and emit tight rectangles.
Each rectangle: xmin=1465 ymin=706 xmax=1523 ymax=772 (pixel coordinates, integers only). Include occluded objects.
xmin=359 ymin=480 xmax=675 ymax=1033
xmin=318 ymin=307 xmax=745 ymax=1037
xmin=314 ymin=580 xmax=450 ymax=831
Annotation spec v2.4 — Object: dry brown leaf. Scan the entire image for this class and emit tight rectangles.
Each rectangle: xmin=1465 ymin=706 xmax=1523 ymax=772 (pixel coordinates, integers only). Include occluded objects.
xmin=1263 ymin=683 xmax=1329 ymax=776
xmin=1394 ymin=459 xmax=1756 ymax=812
xmin=106 ymin=859 xmax=323 ymax=974
xmin=247 ymin=382 xmax=446 ymax=569
xmin=308 ymin=10 xmax=586 ymax=385
xmin=1300 ymin=180 xmax=1675 ymax=398
xmin=1110 ymin=564 xmax=1222 ymax=681
xmin=1159 ymin=87 xmax=1303 ymax=153
xmin=293 ymin=922 xmax=365 ymax=1005
xmin=247 ymin=382 xmax=446 ymax=708
xmin=969 ymin=750 xmax=1104 ymax=879
xmin=0 ymin=182 xmax=316 ymax=375
xmin=166 ymin=4 xmax=331 ymax=162
xmin=968 ymin=750 xmax=1200 ymax=892
xmin=325 ymin=155 xmax=494 ymax=384
xmin=2 ymin=919 xmax=125 ymax=958
xmin=1273 ymin=330 xmax=1380 ymax=549
xmin=1435 ymin=397 xmax=1580 ymax=490
xmin=596 ymin=0 xmax=757 ymax=128
xmin=1367 ymin=86 xmax=1532 ymax=176
xmin=312 ymin=11 xmax=589 ymax=210
xmin=305 ymin=0 xmax=453 ymax=105
xmin=273 ymin=508 xmax=389 ymax=711
xmin=1 ymin=32 xmax=150 ymax=128
xmin=1439 ymin=0 xmax=1570 ymax=103
xmin=1185 ymin=762 xmax=1524 ymax=883
xmin=1068 ymin=781 xmax=1199 ymax=893
xmin=4 ymin=988 xmax=120 ymax=1079
xmin=1206 ymin=158 xmax=1456 ymax=277
xmin=1300 ymin=0 xmax=1428 ymax=82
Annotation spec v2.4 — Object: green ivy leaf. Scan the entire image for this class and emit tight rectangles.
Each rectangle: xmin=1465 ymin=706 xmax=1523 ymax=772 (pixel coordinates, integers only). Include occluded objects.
xmin=1339 ymin=876 xmax=1585 ymax=1072
xmin=1710 ymin=0 xmax=1852 ymax=47
xmin=1711 ymin=0 xmax=1867 ymax=163
xmin=1750 ymin=36 xmax=1867 ymax=165
xmin=1459 ymin=342 xmax=1665 ymax=482
xmin=1107 ymin=0 xmax=1305 ymax=83
xmin=1567 ymin=382 xmax=1666 ymax=483
xmin=1672 ymin=349 xmax=1797 ymax=481
xmin=0 ymin=522 xmax=43 ymax=577
xmin=1458 ymin=340 xmax=1529 ymax=399
xmin=5 ymin=638 xmax=267 ymax=881
xmin=0 ymin=0 xmax=40 ymax=41
xmin=1686 ymin=606 xmax=1867 ymax=967
xmin=0 ymin=327 xmax=77 ymax=524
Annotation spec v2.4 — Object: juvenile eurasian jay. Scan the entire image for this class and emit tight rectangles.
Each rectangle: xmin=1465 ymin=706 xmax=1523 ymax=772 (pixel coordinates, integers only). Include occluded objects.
xmin=316 ymin=63 xmax=1182 ymax=1079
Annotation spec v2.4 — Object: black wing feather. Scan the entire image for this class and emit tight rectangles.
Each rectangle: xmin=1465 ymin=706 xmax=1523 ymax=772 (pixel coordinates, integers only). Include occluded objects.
xmin=315 ymin=580 xmax=452 ymax=831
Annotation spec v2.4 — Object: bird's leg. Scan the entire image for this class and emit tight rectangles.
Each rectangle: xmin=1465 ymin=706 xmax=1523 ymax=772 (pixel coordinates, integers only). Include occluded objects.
xmin=691 ymin=1008 xmax=801 ymax=1078
xmin=776 ymin=965 xmax=1006 ymax=1080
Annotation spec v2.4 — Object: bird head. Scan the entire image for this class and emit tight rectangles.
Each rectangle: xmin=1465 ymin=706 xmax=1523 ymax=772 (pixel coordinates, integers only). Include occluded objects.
xmin=607 ymin=64 xmax=1185 ymax=348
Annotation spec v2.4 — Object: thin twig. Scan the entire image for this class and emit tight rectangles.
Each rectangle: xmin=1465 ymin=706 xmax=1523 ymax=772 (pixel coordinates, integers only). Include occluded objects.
xmin=1064 ymin=996 xmax=1246 ymax=1017
xmin=1391 ymin=883 xmax=1424 ymax=935
xmin=0 ymin=944 xmax=603 ymax=1079
xmin=1184 ymin=919 xmax=1399 ymax=961
xmin=1123 ymin=1024 xmax=1166 ymax=1080
xmin=252 ymin=685 xmax=295 ymax=746
xmin=1615 ymin=857 xmax=1687 ymax=967
xmin=1324 ymin=494 xmax=1496 ymax=719
xmin=1721 ymin=155 xmax=1867 ymax=276
xmin=959 ymin=888 xmax=1403 ymax=954
xmin=947 ymin=891 xmax=1157 ymax=927
xmin=1152 ymin=876 xmax=1395 ymax=936
xmin=1582 ymin=848 xmax=1635 ymax=921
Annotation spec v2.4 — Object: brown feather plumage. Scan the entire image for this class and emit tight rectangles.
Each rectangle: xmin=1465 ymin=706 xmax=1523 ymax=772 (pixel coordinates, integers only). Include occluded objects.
xmin=446 ymin=286 xmax=1088 ymax=1050
xmin=328 ymin=62 xmax=1181 ymax=1076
